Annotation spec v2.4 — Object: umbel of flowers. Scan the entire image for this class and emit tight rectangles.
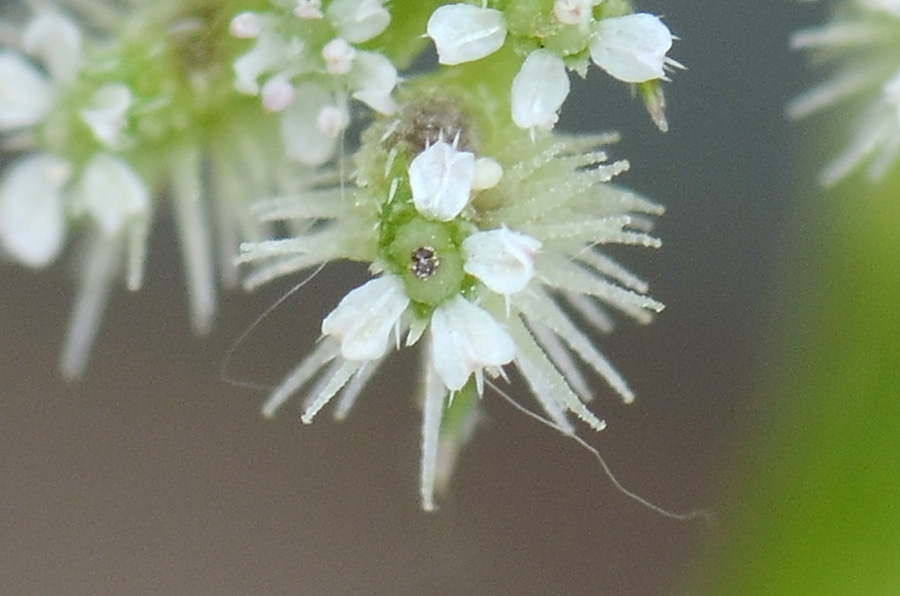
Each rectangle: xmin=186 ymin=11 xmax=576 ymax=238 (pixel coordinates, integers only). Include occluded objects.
xmin=789 ymin=0 xmax=900 ymax=186
xmin=240 ymin=74 xmax=667 ymax=508
xmin=235 ymin=0 xmax=676 ymax=510
xmin=1 ymin=0 xmax=677 ymax=509
xmin=0 ymin=0 xmax=289 ymax=376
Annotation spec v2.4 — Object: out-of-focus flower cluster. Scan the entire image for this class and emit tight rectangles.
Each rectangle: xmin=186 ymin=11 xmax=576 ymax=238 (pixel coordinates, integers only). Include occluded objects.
xmin=0 ymin=0 xmax=290 ymax=376
xmin=1 ymin=0 xmax=679 ymax=509
xmin=790 ymin=0 xmax=900 ymax=186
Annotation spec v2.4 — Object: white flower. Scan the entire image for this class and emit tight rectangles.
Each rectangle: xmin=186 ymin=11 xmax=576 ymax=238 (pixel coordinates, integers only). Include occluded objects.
xmin=590 ymin=14 xmax=673 ymax=83
xmin=426 ymin=4 xmax=507 ymax=65
xmin=0 ymin=10 xmax=82 ymax=131
xmin=76 ymin=154 xmax=149 ymax=238
xmin=0 ymin=10 xmax=81 ymax=132
xmin=22 ymin=10 xmax=82 ymax=84
xmin=322 ymin=275 xmax=410 ymax=361
xmin=0 ymin=154 xmax=69 ymax=267
xmin=409 ymin=138 xmax=476 ymax=221
xmin=463 ymin=227 xmax=541 ymax=296
xmin=511 ymin=49 xmax=571 ymax=132
xmin=430 ymin=295 xmax=516 ymax=394
xmin=0 ymin=52 xmax=55 ymax=130
xmin=789 ymin=1 xmax=900 ymax=185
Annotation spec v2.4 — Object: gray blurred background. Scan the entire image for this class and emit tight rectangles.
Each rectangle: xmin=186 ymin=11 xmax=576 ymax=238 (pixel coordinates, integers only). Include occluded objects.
xmin=0 ymin=1 xmax=819 ymax=594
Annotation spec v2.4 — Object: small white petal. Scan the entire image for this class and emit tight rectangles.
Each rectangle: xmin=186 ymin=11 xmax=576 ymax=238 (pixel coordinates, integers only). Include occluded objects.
xmin=78 ymin=154 xmax=149 ymax=237
xmin=350 ymin=51 xmax=398 ymax=114
xmin=430 ymin=295 xmax=516 ymax=393
xmin=261 ymin=76 xmax=295 ymax=112
xmin=0 ymin=154 xmax=69 ymax=267
xmin=229 ymin=12 xmax=262 ymax=38
xmin=511 ymin=50 xmax=570 ymax=131
xmin=427 ymin=4 xmax=507 ymax=65
xmin=0 ymin=52 xmax=54 ymax=129
xmin=463 ymin=227 xmax=541 ymax=295
xmin=472 ymin=157 xmax=503 ymax=190
xmin=279 ymin=83 xmax=342 ymax=165
xmin=322 ymin=275 xmax=410 ymax=361
xmin=409 ymin=139 xmax=475 ymax=221
xmin=79 ymin=84 xmax=132 ymax=148
xmin=590 ymin=14 xmax=672 ymax=83
xmin=322 ymin=38 xmax=356 ymax=75
xmin=328 ymin=0 xmax=390 ymax=43
xmin=22 ymin=11 xmax=82 ymax=83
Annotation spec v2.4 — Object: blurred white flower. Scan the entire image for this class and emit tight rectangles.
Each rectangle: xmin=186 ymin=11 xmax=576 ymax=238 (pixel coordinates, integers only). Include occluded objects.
xmin=789 ymin=0 xmax=900 ymax=185
xmin=0 ymin=3 xmax=292 ymax=377
xmin=0 ymin=154 xmax=69 ymax=267
xmin=230 ymin=0 xmax=397 ymax=165
xmin=0 ymin=52 xmax=55 ymax=128
xmin=0 ymin=10 xmax=80 ymax=129
xmin=76 ymin=154 xmax=149 ymax=238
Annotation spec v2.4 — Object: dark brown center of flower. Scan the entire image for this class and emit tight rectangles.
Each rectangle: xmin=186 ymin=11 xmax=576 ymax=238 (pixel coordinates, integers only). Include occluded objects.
xmin=411 ymin=247 xmax=440 ymax=279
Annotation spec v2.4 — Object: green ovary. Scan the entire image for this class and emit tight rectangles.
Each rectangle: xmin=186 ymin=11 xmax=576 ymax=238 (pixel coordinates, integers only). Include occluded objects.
xmin=386 ymin=218 xmax=465 ymax=307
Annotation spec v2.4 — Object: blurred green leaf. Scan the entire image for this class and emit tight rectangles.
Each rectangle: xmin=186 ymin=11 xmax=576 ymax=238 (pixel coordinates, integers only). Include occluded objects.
xmin=690 ymin=170 xmax=900 ymax=596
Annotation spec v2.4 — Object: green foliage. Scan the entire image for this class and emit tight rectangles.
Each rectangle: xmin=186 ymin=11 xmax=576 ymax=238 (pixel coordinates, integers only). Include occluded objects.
xmin=690 ymin=172 xmax=900 ymax=596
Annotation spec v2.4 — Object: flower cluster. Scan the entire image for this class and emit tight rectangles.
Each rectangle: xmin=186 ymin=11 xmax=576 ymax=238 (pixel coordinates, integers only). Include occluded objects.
xmin=229 ymin=0 xmax=676 ymax=510
xmin=426 ymin=1 xmax=680 ymax=132
xmin=229 ymin=0 xmax=399 ymax=165
xmin=240 ymin=96 xmax=664 ymax=508
xmin=0 ymin=1 xmax=289 ymax=376
xmin=790 ymin=0 xmax=900 ymax=185
xmin=1 ymin=0 xmax=679 ymax=510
